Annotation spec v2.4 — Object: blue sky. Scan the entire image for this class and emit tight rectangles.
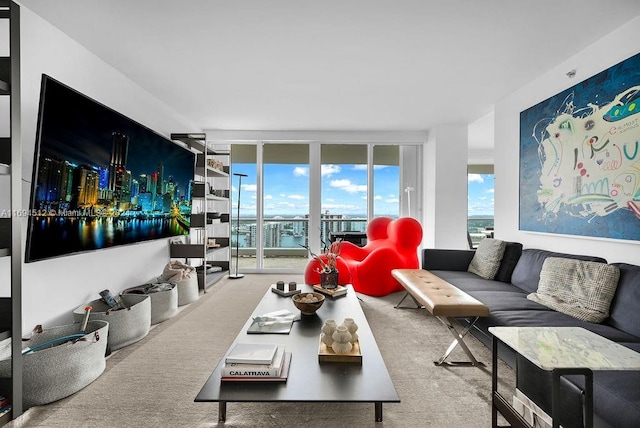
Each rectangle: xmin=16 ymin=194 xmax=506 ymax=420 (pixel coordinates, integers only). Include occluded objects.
xmin=231 ymin=163 xmax=399 ymax=217
xmin=230 ymin=164 xmax=495 ymax=218
xmin=468 ymin=174 xmax=495 ymax=217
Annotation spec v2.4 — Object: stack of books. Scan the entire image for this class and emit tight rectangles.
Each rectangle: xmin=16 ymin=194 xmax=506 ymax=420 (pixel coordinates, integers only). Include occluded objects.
xmin=221 ymin=342 xmax=291 ymax=382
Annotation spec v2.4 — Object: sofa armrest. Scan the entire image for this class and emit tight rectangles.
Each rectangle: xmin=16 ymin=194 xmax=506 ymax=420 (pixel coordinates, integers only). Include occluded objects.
xmin=421 ymin=249 xmax=475 ymax=271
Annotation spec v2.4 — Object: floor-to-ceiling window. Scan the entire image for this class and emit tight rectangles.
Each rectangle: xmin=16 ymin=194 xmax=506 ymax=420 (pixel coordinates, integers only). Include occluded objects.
xmin=231 ymin=142 xmax=406 ymax=273
xmin=230 ymin=144 xmax=257 ymax=268
xmin=262 ymin=144 xmax=309 ymax=270
xmin=320 ymin=144 xmax=368 ymax=245
xmin=467 ymin=165 xmax=494 ymax=248
xmin=373 ymin=145 xmax=400 ymax=218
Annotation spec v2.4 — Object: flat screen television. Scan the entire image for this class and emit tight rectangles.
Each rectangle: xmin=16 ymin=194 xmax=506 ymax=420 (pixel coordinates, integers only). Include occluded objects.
xmin=25 ymin=75 xmax=195 ymax=263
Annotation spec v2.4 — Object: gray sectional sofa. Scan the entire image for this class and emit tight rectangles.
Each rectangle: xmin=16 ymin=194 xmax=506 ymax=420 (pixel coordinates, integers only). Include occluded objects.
xmin=421 ymin=245 xmax=640 ymax=428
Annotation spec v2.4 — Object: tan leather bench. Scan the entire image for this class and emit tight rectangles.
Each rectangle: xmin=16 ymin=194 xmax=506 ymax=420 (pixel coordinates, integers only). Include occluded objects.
xmin=392 ymin=268 xmax=489 ymax=367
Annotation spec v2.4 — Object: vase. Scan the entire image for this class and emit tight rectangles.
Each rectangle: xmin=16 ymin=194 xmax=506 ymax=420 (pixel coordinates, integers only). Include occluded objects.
xmin=321 ymin=320 xmax=337 ymax=346
xmin=331 ymin=325 xmax=353 ymax=354
xmin=342 ymin=318 xmax=359 ymax=343
xmin=331 ymin=340 xmax=353 ymax=354
xmin=320 ymin=269 xmax=339 ymax=289
xmin=331 ymin=325 xmax=352 ymax=343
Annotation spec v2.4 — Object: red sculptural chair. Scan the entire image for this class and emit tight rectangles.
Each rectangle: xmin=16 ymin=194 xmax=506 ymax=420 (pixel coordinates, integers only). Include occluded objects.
xmin=304 ymin=217 xmax=394 ymax=287
xmin=340 ymin=216 xmax=423 ymax=296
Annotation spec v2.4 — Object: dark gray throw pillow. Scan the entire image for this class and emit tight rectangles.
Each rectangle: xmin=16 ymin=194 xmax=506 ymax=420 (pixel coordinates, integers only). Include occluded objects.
xmin=467 ymin=238 xmax=506 ymax=280
xmin=494 ymin=242 xmax=523 ymax=283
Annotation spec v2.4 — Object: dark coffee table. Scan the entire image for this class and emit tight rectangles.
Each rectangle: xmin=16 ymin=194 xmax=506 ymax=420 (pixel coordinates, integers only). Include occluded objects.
xmin=195 ymin=284 xmax=400 ymax=423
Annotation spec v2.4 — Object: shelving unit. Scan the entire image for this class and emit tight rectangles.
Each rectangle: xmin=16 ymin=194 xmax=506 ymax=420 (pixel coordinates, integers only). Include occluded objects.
xmin=0 ymin=1 xmax=22 ymax=424
xmin=171 ymin=134 xmax=231 ymax=290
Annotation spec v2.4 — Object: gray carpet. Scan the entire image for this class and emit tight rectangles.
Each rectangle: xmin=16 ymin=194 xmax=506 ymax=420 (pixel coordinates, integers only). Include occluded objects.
xmin=9 ymin=275 xmax=514 ymax=427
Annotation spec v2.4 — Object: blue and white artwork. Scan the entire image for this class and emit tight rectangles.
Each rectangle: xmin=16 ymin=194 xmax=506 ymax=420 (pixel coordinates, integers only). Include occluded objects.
xmin=519 ymin=51 xmax=640 ymax=241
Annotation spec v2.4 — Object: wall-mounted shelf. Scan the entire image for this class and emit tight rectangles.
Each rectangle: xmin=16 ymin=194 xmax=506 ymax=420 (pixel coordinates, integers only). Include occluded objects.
xmin=170 ymin=134 xmax=231 ymax=291
xmin=190 ymin=213 xmax=230 ymax=228
xmin=169 ymin=238 xmax=230 ymax=259
xmin=0 ymin=1 xmax=22 ymax=424
xmin=191 ymin=182 xmax=229 ymax=200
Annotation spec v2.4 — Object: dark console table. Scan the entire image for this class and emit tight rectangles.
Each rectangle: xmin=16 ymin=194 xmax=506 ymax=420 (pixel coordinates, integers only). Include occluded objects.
xmin=195 ymin=284 xmax=400 ymax=423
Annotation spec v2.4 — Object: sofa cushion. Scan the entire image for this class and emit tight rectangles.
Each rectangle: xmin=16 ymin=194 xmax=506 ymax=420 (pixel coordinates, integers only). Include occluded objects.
xmin=527 ymin=258 xmax=620 ymax=323
xmin=606 ymin=263 xmax=640 ymax=339
xmin=494 ymin=242 xmax=523 ymax=283
xmin=466 ymin=290 xmax=553 ymax=312
xmin=422 ymin=249 xmax=475 ymax=271
xmin=430 ymin=270 xmax=518 ymax=293
xmin=511 ymin=249 xmax=607 ymax=294
xmin=467 ymin=238 xmax=506 ymax=280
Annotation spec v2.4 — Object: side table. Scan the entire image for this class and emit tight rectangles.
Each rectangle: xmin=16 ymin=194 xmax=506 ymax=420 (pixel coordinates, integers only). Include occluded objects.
xmin=490 ymin=326 xmax=640 ymax=428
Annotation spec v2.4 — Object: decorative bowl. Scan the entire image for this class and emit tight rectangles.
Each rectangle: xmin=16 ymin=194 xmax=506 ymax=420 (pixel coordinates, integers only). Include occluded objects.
xmin=292 ymin=292 xmax=325 ymax=315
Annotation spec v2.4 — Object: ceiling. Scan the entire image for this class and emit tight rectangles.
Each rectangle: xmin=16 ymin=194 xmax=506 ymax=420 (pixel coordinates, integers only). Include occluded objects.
xmin=18 ymin=0 xmax=640 ymax=142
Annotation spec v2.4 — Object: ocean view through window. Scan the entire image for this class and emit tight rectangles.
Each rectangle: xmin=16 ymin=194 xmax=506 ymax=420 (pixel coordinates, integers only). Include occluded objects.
xmin=229 ymin=142 xmax=401 ymax=271
xmin=468 ymin=172 xmax=495 ymax=248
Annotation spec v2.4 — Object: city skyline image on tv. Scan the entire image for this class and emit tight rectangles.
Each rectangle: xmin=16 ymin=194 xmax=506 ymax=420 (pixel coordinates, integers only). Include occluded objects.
xmin=25 ymin=75 xmax=195 ymax=262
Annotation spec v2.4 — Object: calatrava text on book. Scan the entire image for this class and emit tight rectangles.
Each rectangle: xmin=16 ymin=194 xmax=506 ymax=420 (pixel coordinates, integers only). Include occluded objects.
xmin=226 ymin=370 xmax=273 ymax=376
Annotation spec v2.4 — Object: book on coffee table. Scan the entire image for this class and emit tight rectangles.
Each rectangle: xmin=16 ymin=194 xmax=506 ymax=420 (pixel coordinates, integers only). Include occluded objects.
xmin=221 ymin=352 xmax=292 ymax=382
xmin=312 ymin=284 xmax=348 ymax=298
xmin=225 ymin=342 xmax=278 ymax=364
xmin=222 ymin=346 xmax=286 ymax=377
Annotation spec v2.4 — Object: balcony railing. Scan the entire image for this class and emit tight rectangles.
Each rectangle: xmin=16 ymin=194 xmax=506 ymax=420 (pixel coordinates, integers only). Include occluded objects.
xmin=231 ymin=216 xmax=367 ymax=269
xmin=229 ymin=216 xmax=493 ymax=270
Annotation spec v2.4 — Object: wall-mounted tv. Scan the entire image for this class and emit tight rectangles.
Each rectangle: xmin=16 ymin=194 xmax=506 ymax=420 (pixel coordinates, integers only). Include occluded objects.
xmin=25 ymin=75 xmax=195 ymax=263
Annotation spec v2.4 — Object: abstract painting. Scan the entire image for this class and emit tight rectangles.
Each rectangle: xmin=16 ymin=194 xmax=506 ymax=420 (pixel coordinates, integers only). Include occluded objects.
xmin=519 ymin=51 xmax=640 ymax=241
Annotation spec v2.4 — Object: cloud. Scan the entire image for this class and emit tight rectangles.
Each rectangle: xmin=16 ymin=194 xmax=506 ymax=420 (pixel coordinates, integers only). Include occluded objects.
xmin=264 ymin=194 xmax=273 ymax=200
xmin=243 ymin=184 xmax=257 ymax=192
xmin=293 ymin=167 xmax=308 ymax=177
xmin=321 ymin=164 xmax=341 ymax=176
xmin=386 ymin=198 xmax=399 ymax=203
xmin=330 ymin=179 xmax=367 ymax=193
xmin=468 ymin=174 xmax=484 ymax=183
xmin=288 ymin=194 xmax=305 ymax=200
xmin=374 ymin=195 xmax=382 ymax=200
xmin=321 ymin=203 xmax=363 ymax=212
xmin=352 ymin=165 xmax=390 ymax=171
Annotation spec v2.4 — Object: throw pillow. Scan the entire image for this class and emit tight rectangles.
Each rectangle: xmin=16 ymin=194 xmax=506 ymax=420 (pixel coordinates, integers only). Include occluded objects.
xmin=494 ymin=242 xmax=523 ymax=283
xmin=527 ymin=257 xmax=620 ymax=323
xmin=467 ymin=238 xmax=507 ymax=280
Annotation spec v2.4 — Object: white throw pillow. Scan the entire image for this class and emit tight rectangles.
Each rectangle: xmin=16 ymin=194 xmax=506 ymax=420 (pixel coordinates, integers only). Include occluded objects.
xmin=527 ymin=257 xmax=620 ymax=323
xmin=468 ymin=238 xmax=506 ymax=280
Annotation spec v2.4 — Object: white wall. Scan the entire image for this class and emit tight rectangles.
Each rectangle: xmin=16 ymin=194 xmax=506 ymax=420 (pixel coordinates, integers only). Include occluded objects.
xmin=423 ymin=124 xmax=469 ymax=249
xmin=494 ymin=15 xmax=640 ymax=265
xmin=4 ymin=6 xmax=200 ymax=332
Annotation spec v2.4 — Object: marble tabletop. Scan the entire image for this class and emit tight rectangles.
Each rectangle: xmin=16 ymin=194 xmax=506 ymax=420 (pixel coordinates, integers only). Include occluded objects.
xmin=489 ymin=326 xmax=640 ymax=371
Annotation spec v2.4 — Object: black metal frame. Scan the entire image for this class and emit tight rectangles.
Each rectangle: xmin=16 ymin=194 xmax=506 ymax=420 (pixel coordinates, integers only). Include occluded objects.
xmin=491 ymin=336 xmax=594 ymax=428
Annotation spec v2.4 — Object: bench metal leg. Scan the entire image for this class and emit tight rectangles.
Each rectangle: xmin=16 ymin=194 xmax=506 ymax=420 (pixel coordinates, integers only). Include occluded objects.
xmin=394 ymin=291 xmax=423 ymax=309
xmin=434 ymin=316 xmax=485 ymax=367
